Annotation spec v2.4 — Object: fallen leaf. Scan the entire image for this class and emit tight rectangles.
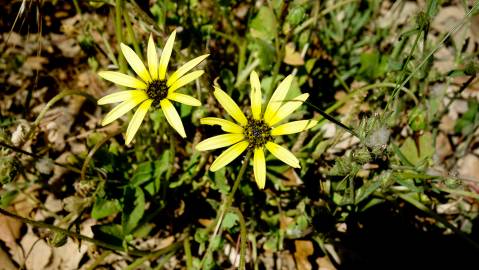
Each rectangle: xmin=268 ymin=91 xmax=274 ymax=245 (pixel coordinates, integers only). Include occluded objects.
xmin=294 ymin=240 xmax=314 ymax=270
xmin=284 ymin=43 xmax=304 ymax=66
xmin=316 ymin=256 xmax=337 ymax=270
xmin=19 ymin=228 xmax=52 ymax=270
xmin=435 ymin=132 xmax=452 ymax=161
xmin=22 ymin=56 xmax=48 ymax=71
xmin=458 ymin=154 xmax=479 ymax=181
xmin=0 ymin=209 xmax=23 ymax=257
xmin=0 ymin=246 xmax=17 ymax=270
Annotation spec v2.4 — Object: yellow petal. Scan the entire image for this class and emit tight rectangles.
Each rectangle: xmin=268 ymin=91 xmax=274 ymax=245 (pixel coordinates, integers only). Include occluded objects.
xmin=265 ymin=142 xmax=300 ymax=168
xmin=98 ymin=71 xmax=147 ymax=89
xmin=271 ymin=120 xmax=318 ymax=136
xmin=167 ymin=93 xmax=201 ymax=106
xmin=147 ymin=35 xmax=158 ymax=80
xmin=125 ymin=99 xmax=152 ymax=145
xmin=210 ymin=141 xmax=249 ymax=171
xmin=196 ymin=134 xmax=245 ymax=151
xmin=213 ymin=86 xmax=248 ymax=126
xmin=98 ymin=90 xmax=145 ymax=105
xmin=263 ymin=75 xmax=294 ymax=124
xmin=120 ymin=43 xmax=151 ymax=83
xmin=160 ymin=99 xmax=186 ymax=138
xmin=101 ymin=91 xmax=149 ymax=126
xmin=168 ymin=70 xmax=204 ymax=93
xmin=250 ymin=71 xmax=262 ymax=120
xmin=167 ymin=54 xmax=209 ymax=87
xmin=268 ymin=93 xmax=309 ymax=126
xmin=158 ymin=30 xmax=176 ymax=80
xmin=253 ymin=148 xmax=266 ymax=189
xmin=199 ymin=117 xmax=244 ymax=133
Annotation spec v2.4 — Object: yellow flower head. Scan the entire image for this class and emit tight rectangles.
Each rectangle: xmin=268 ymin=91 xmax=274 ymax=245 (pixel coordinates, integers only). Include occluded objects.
xmin=97 ymin=31 xmax=209 ymax=144
xmin=196 ymin=71 xmax=317 ymax=189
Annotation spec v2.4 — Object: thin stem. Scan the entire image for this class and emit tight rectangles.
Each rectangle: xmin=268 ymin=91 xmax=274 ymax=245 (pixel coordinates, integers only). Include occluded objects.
xmin=200 ymin=151 xmax=252 ymax=269
xmin=303 ymin=101 xmax=359 ymax=138
xmin=81 ymin=128 xmax=123 ymax=180
xmin=72 ymin=0 xmax=82 ymax=15
xmin=234 ymin=59 xmax=260 ymax=88
xmin=230 ymin=207 xmax=247 ymax=270
xmin=85 ymin=251 xmax=112 ymax=270
xmin=184 ymin=236 xmax=193 ymax=270
xmin=389 ymin=1 xmax=479 ymax=103
xmin=0 ymin=141 xmax=80 ymax=173
xmin=115 ymin=0 xmax=127 ymax=72
xmin=124 ymin=240 xmax=183 ymax=270
xmin=294 ymin=0 xmax=360 ymax=35
xmin=0 ymin=208 xmax=149 ymax=256
xmin=21 ymin=90 xmax=96 ymax=146
xmin=123 ymin=8 xmax=142 ymax=57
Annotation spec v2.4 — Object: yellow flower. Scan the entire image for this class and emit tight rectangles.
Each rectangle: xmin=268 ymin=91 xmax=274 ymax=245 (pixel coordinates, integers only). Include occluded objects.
xmin=196 ymin=71 xmax=317 ymax=189
xmin=97 ymin=31 xmax=209 ymax=144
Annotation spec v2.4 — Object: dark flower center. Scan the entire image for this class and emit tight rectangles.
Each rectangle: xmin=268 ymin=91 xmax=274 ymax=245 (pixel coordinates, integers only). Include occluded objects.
xmin=243 ymin=117 xmax=273 ymax=149
xmin=146 ymin=80 xmax=168 ymax=108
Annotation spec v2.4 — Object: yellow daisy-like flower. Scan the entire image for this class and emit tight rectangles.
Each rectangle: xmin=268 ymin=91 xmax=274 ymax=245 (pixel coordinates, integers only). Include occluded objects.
xmin=97 ymin=30 xmax=209 ymax=144
xmin=196 ymin=71 xmax=317 ymax=189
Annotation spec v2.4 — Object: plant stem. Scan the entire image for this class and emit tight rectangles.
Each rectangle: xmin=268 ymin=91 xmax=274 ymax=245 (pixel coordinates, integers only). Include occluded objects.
xmin=230 ymin=207 xmax=247 ymax=270
xmin=0 ymin=207 xmax=148 ymax=256
xmin=389 ymin=1 xmax=479 ymax=102
xmin=0 ymin=141 xmax=81 ymax=173
xmin=81 ymin=128 xmax=123 ymax=180
xmin=72 ymin=0 xmax=82 ymax=15
xmin=85 ymin=251 xmax=111 ymax=270
xmin=123 ymin=8 xmax=142 ymax=57
xmin=184 ymin=236 xmax=193 ymax=270
xmin=115 ymin=0 xmax=127 ymax=72
xmin=21 ymin=90 xmax=96 ymax=146
xmin=200 ymin=151 xmax=252 ymax=269
xmin=124 ymin=240 xmax=183 ymax=270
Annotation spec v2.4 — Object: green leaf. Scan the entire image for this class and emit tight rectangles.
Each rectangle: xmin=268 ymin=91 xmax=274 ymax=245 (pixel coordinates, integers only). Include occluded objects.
xmin=399 ymin=132 xmax=434 ymax=167
xmin=249 ymin=38 xmax=275 ymax=70
xmin=0 ymin=189 xmax=18 ymax=207
xmin=131 ymin=151 xmax=170 ymax=195
xmin=91 ymin=223 xmax=124 ymax=246
xmin=213 ymin=167 xmax=230 ymax=194
xmin=358 ymin=50 xmax=388 ymax=80
xmin=122 ymin=186 xmax=145 ymax=235
xmin=91 ymin=197 xmax=120 ymax=220
xmin=454 ymin=100 xmax=478 ymax=135
xmin=222 ymin=212 xmax=239 ymax=229
xmin=355 ymin=179 xmax=382 ymax=204
xmin=249 ymin=6 xmax=276 ymax=41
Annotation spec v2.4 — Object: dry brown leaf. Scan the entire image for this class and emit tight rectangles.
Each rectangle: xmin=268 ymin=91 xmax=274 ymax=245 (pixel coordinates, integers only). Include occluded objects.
xmin=278 ymin=250 xmax=296 ymax=270
xmin=46 ymin=238 xmax=88 ymax=270
xmin=316 ymin=256 xmax=337 ymax=270
xmin=435 ymin=132 xmax=452 ymax=161
xmin=19 ymin=228 xmax=52 ymax=270
xmin=284 ymin=43 xmax=304 ymax=66
xmin=294 ymin=240 xmax=314 ymax=270
xmin=458 ymin=154 xmax=479 ymax=181
xmin=0 ymin=246 xmax=17 ymax=270
xmin=0 ymin=210 xmax=23 ymax=255
xmin=282 ymin=168 xmax=303 ymax=186
xmin=22 ymin=56 xmax=48 ymax=72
